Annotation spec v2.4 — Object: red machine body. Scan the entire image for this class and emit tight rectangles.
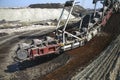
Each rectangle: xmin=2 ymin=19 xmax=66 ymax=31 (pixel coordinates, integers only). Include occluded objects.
xmin=30 ymin=44 xmax=60 ymax=58
xmin=101 ymin=9 xmax=113 ymax=26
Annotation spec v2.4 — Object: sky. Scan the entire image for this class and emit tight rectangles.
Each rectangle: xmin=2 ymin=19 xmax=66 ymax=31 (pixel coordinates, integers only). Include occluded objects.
xmin=0 ymin=0 xmax=103 ymax=9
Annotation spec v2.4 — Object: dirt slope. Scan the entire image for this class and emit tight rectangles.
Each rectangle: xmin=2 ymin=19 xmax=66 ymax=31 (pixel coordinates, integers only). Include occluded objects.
xmin=40 ymin=14 xmax=120 ymax=80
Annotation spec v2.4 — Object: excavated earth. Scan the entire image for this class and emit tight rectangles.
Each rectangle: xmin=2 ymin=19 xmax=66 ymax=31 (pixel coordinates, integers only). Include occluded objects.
xmin=0 ymin=14 xmax=120 ymax=80
xmin=39 ymin=14 xmax=120 ymax=80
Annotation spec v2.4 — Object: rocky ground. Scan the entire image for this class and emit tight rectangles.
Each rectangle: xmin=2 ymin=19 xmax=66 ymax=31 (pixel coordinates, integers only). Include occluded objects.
xmin=0 ymin=14 xmax=120 ymax=80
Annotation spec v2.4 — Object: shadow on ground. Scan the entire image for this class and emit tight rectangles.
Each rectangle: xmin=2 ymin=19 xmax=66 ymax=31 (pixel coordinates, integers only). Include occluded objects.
xmin=5 ymin=53 xmax=60 ymax=73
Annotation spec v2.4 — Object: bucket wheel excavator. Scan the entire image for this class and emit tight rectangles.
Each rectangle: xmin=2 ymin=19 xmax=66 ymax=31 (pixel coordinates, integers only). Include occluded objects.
xmin=13 ymin=0 xmax=120 ymax=62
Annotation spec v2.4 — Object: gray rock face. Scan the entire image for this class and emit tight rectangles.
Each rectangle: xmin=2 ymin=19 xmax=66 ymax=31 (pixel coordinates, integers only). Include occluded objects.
xmin=28 ymin=3 xmax=85 ymax=17
xmin=28 ymin=3 xmax=63 ymax=8
xmin=0 ymin=8 xmax=75 ymax=22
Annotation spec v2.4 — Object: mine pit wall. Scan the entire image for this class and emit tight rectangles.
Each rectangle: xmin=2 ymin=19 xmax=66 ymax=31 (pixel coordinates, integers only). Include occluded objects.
xmin=102 ymin=14 xmax=120 ymax=38
xmin=0 ymin=8 xmax=75 ymax=22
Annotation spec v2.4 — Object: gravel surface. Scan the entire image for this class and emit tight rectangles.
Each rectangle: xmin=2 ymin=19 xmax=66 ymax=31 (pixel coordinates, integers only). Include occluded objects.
xmin=0 ymin=25 xmax=55 ymax=34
